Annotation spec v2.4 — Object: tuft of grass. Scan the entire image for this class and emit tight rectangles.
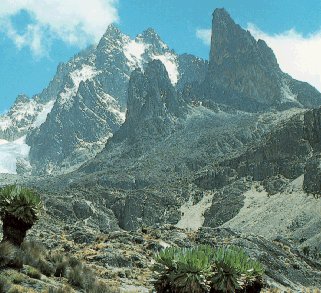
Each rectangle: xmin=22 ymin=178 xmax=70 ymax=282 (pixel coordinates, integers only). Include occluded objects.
xmin=24 ymin=266 xmax=41 ymax=279
xmin=21 ymin=241 xmax=54 ymax=277
xmin=7 ymin=285 xmax=37 ymax=293
xmin=68 ymin=263 xmax=96 ymax=290
xmin=46 ymin=285 xmax=74 ymax=293
xmin=49 ymin=253 xmax=68 ymax=278
xmin=0 ymin=275 xmax=11 ymax=292
xmin=10 ymin=272 xmax=25 ymax=285
xmin=0 ymin=242 xmax=23 ymax=269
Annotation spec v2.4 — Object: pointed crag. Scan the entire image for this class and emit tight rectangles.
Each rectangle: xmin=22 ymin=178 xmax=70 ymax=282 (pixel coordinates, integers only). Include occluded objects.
xmin=204 ymin=8 xmax=321 ymax=111
xmin=115 ymin=59 xmax=181 ymax=142
xmin=138 ymin=28 xmax=167 ymax=50
xmin=210 ymin=8 xmax=278 ymax=68
xmin=206 ymin=8 xmax=282 ymax=110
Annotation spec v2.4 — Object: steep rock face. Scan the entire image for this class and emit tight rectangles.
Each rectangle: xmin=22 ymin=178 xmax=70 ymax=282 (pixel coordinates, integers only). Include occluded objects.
xmin=0 ymin=47 xmax=97 ymax=143
xmin=176 ymin=54 xmax=208 ymax=92
xmin=203 ymin=8 xmax=321 ymax=111
xmin=24 ymin=26 xmax=206 ymax=174
xmin=194 ymin=107 xmax=321 ymax=201
xmin=81 ymin=60 xmax=184 ymax=175
xmin=0 ymin=95 xmax=54 ymax=141
xmin=39 ymin=47 xmax=97 ymax=103
xmin=26 ymin=80 xmax=125 ymax=173
xmin=119 ymin=60 xmax=182 ymax=139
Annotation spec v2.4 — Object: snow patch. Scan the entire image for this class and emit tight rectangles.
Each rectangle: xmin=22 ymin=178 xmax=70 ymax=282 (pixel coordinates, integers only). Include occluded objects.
xmin=176 ymin=191 xmax=215 ymax=231
xmin=59 ymin=65 xmax=100 ymax=106
xmin=70 ymin=65 xmax=99 ymax=87
xmin=0 ymin=118 xmax=12 ymax=131
xmin=0 ymin=136 xmax=30 ymax=174
xmin=101 ymin=93 xmax=126 ymax=124
xmin=152 ymin=52 xmax=179 ymax=85
xmin=123 ymin=38 xmax=179 ymax=85
xmin=32 ymin=100 xmax=55 ymax=128
xmin=281 ymin=81 xmax=299 ymax=103
xmin=123 ymin=40 xmax=147 ymax=69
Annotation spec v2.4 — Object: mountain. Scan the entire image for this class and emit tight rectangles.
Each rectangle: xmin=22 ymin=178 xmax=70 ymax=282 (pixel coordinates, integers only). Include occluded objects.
xmin=1 ymin=8 xmax=321 ymax=290
xmin=0 ymin=26 xmax=207 ymax=175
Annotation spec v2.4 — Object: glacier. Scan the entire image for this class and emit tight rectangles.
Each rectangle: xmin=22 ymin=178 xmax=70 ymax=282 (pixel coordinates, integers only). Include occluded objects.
xmin=0 ymin=136 xmax=30 ymax=174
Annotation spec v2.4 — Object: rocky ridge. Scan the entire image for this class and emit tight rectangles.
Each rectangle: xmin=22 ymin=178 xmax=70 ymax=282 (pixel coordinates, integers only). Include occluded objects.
xmin=0 ymin=26 xmax=207 ymax=175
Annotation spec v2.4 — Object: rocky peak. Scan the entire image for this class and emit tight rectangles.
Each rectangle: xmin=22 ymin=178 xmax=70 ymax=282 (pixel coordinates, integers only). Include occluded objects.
xmin=113 ymin=60 xmax=181 ymax=142
xmin=14 ymin=94 xmax=30 ymax=104
xmin=127 ymin=60 xmax=179 ymax=121
xmin=96 ymin=24 xmax=126 ymax=56
xmin=100 ymin=24 xmax=124 ymax=41
xmin=210 ymin=8 xmax=279 ymax=70
xmin=139 ymin=28 xmax=166 ymax=47
xmin=204 ymin=8 xmax=304 ymax=111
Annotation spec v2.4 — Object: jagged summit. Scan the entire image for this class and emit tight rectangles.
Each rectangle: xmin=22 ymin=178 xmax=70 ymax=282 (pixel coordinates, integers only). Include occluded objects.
xmin=14 ymin=94 xmax=30 ymax=104
xmin=212 ymin=8 xmax=236 ymax=27
xmin=141 ymin=28 xmax=159 ymax=37
xmin=139 ymin=28 xmax=164 ymax=44
xmin=204 ymin=8 xmax=321 ymax=111
xmin=101 ymin=24 xmax=123 ymax=39
xmin=210 ymin=8 xmax=278 ymax=68
xmin=117 ymin=59 xmax=180 ymax=140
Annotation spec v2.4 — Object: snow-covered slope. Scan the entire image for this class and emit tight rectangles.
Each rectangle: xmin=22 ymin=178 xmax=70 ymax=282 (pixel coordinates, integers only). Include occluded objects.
xmin=0 ymin=136 xmax=30 ymax=174
xmin=0 ymin=95 xmax=46 ymax=140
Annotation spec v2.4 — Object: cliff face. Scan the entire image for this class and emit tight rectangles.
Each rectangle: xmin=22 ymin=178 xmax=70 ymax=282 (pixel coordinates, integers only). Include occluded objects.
xmin=203 ymin=8 xmax=321 ymax=111
xmin=119 ymin=60 xmax=182 ymax=140
xmin=23 ymin=26 xmax=206 ymax=174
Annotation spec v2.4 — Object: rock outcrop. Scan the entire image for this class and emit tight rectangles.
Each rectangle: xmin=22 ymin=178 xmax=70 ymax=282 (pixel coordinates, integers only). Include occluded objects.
xmin=203 ymin=8 xmax=321 ymax=111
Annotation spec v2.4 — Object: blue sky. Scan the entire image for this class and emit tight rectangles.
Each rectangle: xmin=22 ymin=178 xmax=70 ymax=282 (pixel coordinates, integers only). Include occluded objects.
xmin=1 ymin=0 xmax=321 ymax=112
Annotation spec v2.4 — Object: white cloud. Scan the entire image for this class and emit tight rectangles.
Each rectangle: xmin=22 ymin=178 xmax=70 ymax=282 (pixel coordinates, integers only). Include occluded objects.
xmin=247 ymin=24 xmax=321 ymax=91
xmin=0 ymin=0 xmax=119 ymax=57
xmin=196 ymin=25 xmax=321 ymax=91
xmin=196 ymin=29 xmax=212 ymax=46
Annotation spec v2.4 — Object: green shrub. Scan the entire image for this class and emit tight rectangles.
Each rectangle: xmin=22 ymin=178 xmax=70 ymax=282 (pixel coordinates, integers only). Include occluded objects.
xmin=0 ymin=185 xmax=42 ymax=246
xmin=153 ymin=245 xmax=264 ymax=293
xmin=0 ymin=185 xmax=42 ymax=224
xmin=211 ymin=246 xmax=264 ymax=291
xmin=211 ymin=261 xmax=240 ymax=292
xmin=155 ymin=246 xmax=211 ymax=293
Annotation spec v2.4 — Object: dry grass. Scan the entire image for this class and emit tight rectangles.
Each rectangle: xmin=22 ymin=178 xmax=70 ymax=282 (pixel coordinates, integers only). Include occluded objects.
xmin=261 ymin=288 xmax=321 ymax=293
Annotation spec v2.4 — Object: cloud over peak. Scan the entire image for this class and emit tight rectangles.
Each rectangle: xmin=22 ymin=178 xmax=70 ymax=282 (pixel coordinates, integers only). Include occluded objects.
xmin=0 ymin=0 xmax=119 ymax=57
xmin=248 ymin=24 xmax=321 ymax=92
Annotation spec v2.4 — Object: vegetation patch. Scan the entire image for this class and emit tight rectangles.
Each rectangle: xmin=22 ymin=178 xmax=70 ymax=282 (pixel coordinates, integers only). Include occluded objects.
xmin=153 ymin=245 xmax=264 ymax=293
